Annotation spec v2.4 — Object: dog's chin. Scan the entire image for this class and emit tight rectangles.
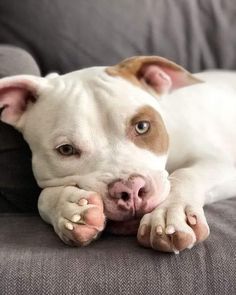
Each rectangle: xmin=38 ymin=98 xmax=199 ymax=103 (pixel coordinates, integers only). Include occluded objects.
xmin=106 ymin=218 xmax=141 ymax=235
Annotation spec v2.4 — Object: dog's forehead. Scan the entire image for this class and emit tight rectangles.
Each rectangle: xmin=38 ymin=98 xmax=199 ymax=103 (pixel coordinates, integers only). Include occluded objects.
xmin=54 ymin=66 xmax=163 ymax=116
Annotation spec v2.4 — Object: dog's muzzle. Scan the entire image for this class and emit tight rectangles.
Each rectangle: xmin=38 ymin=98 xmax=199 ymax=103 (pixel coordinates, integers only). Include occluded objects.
xmin=104 ymin=174 xmax=166 ymax=234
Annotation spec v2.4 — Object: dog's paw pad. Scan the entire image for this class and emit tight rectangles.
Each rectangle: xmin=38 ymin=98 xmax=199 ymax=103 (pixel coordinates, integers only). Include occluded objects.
xmin=56 ymin=190 xmax=105 ymax=246
xmin=71 ymin=224 xmax=99 ymax=246
xmin=137 ymin=203 xmax=209 ymax=253
xmin=188 ymin=219 xmax=210 ymax=242
xmin=171 ymin=230 xmax=195 ymax=251
xmin=83 ymin=207 xmax=105 ymax=229
xmin=185 ymin=206 xmax=210 ymax=242
xmin=152 ymin=236 xmax=173 ymax=253
xmin=137 ymin=224 xmax=151 ymax=248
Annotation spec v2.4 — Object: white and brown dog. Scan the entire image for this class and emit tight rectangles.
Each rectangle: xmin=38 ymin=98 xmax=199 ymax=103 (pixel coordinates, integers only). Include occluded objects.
xmin=0 ymin=56 xmax=236 ymax=253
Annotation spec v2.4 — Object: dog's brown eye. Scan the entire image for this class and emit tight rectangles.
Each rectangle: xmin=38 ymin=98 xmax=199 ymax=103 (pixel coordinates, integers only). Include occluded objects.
xmin=135 ymin=121 xmax=150 ymax=135
xmin=56 ymin=144 xmax=76 ymax=156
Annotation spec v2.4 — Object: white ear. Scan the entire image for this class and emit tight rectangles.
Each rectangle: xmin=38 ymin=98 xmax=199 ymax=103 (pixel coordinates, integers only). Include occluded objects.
xmin=107 ymin=56 xmax=202 ymax=96
xmin=0 ymin=75 xmax=50 ymax=127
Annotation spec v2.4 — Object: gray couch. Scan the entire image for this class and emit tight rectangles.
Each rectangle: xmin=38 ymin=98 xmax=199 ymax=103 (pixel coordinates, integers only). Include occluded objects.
xmin=0 ymin=1 xmax=236 ymax=294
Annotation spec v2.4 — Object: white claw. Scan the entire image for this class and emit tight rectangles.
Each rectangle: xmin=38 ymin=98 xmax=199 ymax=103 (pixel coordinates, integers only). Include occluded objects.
xmin=165 ymin=225 xmax=175 ymax=235
xmin=78 ymin=198 xmax=88 ymax=206
xmin=65 ymin=222 xmax=74 ymax=231
xmin=71 ymin=214 xmax=81 ymax=223
xmin=156 ymin=225 xmax=163 ymax=235
xmin=173 ymin=248 xmax=180 ymax=255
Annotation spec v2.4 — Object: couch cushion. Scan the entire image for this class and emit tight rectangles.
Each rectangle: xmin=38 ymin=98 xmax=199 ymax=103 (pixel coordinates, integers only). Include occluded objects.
xmin=0 ymin=197 xmax=235 ymax=295
xmin=0 ymin=46 xmax=41 ymax=212
xmin=0 ymin=122 xmax=40 ymax=212
xmin=0 ymin=0 xmax=236 ymax=75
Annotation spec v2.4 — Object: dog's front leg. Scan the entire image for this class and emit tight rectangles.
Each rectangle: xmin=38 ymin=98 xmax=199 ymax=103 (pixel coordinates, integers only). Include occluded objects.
xmin=38 ymin=186 xmax=106 ymax=246
xmin=137 ymin=159 xmax=235 ymax=253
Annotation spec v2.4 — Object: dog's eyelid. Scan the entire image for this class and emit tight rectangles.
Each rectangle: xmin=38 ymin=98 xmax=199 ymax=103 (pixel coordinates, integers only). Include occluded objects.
xmin=55 ymin=142 xmax=71 ymax=149
xmin=130 ymin=110 xmax=155 ymax=126
xmin=55 ymin=143 xmax=81 ymax=157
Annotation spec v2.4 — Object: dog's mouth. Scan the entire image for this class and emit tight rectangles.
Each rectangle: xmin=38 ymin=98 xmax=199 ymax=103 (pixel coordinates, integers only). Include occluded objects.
xmin=106 ymin=218 xmax=141 ymax=235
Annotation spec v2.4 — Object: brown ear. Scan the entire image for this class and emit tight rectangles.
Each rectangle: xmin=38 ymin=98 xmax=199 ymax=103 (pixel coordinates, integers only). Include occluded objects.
xmin=106 ymin=56 xmax=202 ymax=95
xmin=0 ymin=75 xmax=50 ymax=127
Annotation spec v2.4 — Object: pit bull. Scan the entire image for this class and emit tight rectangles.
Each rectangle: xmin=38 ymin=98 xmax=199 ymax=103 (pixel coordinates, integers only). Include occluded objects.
xmin=0 ymin=56 xmax=236 ymax=253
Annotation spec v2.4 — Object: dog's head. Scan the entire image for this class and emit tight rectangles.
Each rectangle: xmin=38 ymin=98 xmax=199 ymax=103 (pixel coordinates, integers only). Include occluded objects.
xmin=0 ymin=56 xmax=200 ymax=232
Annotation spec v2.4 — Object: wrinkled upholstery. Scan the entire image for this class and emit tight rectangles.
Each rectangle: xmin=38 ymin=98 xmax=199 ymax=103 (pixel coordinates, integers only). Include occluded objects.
xmin=0 ymin=199 xmax=235 ymax=295
xmin=0 ymin=0 xmax=236 ymax=294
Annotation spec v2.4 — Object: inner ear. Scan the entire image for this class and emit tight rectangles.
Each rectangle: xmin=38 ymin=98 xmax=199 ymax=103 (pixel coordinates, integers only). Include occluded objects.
xmin=0 ymin=87 xmax=37 ymax=124
xmin=0 ymin=75 xmax=49 ymax=127
xmin=106 ymin=56 xmax=203 ymax=96
xmin=137 ymin=64 xmax=173 ymax=94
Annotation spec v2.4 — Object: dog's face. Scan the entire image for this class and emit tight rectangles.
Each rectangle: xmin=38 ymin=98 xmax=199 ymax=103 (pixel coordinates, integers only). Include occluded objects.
xmin=0 ymin=56 xmax=200 ymax=228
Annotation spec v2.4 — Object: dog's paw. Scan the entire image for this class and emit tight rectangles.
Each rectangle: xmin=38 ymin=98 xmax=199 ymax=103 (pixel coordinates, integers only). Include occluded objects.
xmin=137 ymin=202 xmax=209 ymax=253
xmin=54 ymin=187 xmax=106 ymax=246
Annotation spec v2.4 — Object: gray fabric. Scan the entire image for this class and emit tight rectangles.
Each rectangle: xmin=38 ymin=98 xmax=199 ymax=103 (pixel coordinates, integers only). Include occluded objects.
xmin=0 ymin=198 xmax=235 ymax=295
xmin=0 ymin=45 xmax=40 ymax=77
xmin=0 ymin=0 xmax=236 ymax=75
xmin=0 ymin=46 xmax=41 ymax=212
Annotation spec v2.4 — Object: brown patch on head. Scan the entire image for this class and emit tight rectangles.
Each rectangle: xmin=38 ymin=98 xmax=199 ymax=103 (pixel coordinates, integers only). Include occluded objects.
xmin=106 ymin=56 xmax=202 ymax=95
xmin=107 ymin=56 xmax=183 ymax=78
xmin=106 ymin=57 xmax=143 ymax=87
xmin=126 ymin=105 xmax=169 ymax=155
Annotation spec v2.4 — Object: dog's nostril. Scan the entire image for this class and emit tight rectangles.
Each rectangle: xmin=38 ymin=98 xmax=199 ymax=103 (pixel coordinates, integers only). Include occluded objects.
xmin=138 ymin=187 xmax=146 ymax=198
xmin=120 ymin=192 xmax=130 ymax=201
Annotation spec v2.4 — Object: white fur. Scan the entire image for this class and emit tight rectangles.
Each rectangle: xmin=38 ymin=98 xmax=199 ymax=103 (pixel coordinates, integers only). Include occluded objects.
xmin=161 ymin=71 xmax=236 ymax=204
xmin=35 ymin=69 xmax=236 ymax=250
xmin=2 ymin=66 xmax=236 ymax=251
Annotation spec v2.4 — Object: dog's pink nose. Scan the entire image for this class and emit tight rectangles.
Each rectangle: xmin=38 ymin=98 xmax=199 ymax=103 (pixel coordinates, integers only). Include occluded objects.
xmin=108 ymin=176 xmax=147 ymax=209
